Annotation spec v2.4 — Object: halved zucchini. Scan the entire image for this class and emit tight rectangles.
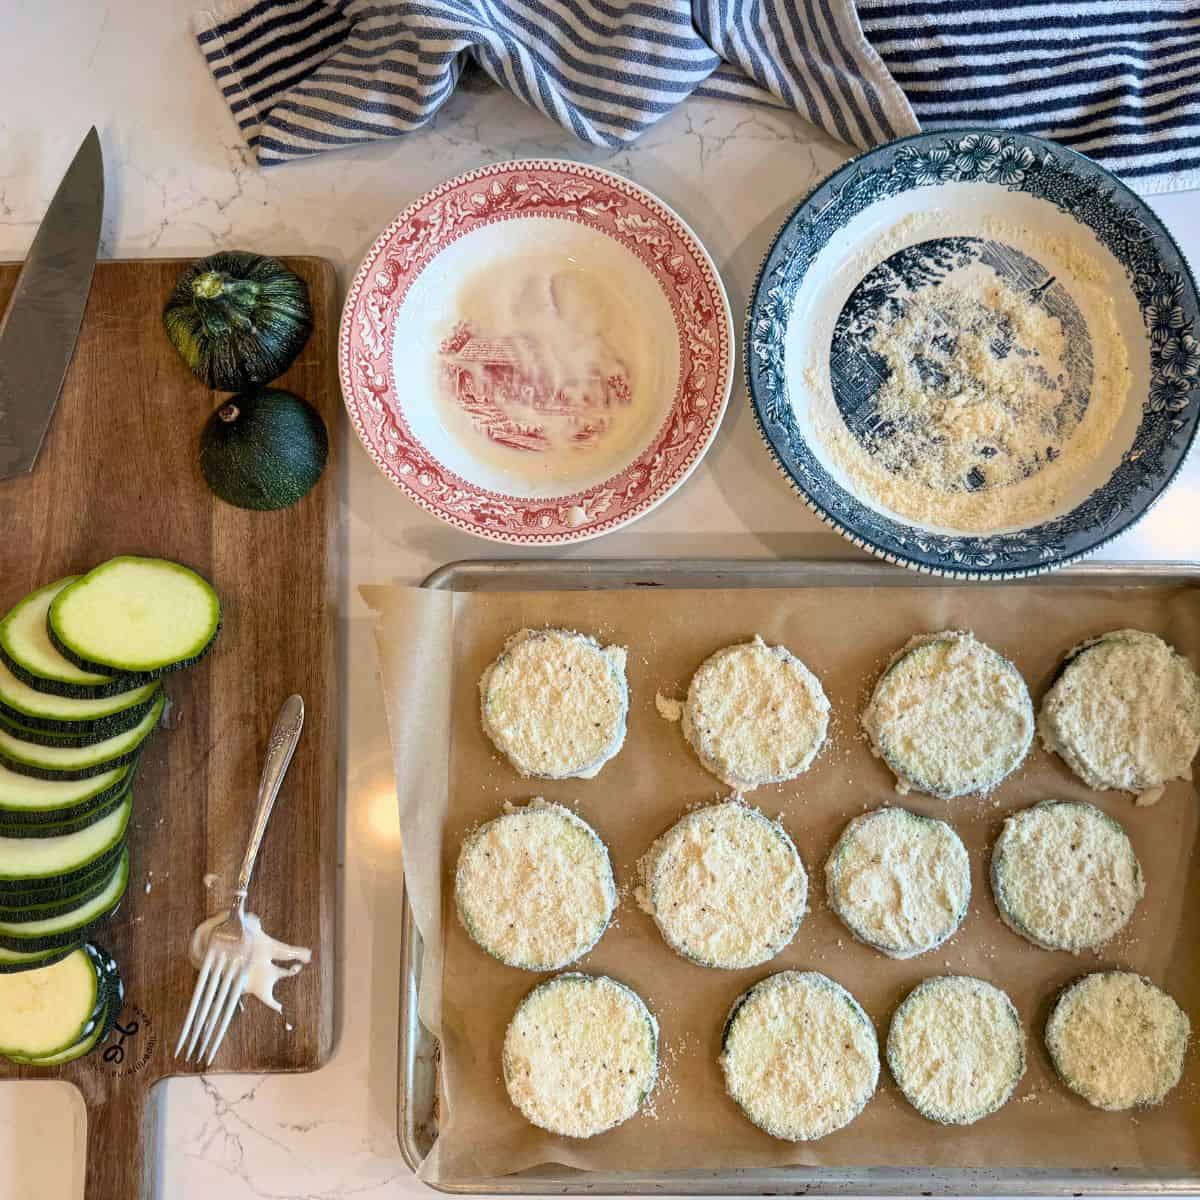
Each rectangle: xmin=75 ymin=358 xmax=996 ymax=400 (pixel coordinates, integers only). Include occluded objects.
xmin=0 ymin=761 xmax=131 ymax=823
xmin=0 ymin=796 xmax=130 ymax=888
xmin=0 ymin=853 xmax=129 ymax=951
xmin=0 ymin=850 xmax=129 ymax=922
xmin=0 ymin=656 xmax=159 ymax=737
xmin=0 ymin=692 xmax=162 ymax=780
xmin=0 ymin=942 xmax=75 ymax=974
xmin=0 ymin=579 xmax=134 ymax=699
xmin=50 ymin=557 xmax=221 ymax=679
xmin=0 ymin=944 xmax=105 ymax=1058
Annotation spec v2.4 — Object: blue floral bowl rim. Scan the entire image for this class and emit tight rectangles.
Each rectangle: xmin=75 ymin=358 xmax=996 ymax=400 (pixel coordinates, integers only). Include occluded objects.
xmin=744 ymin=126 xmax=1200 ymax=582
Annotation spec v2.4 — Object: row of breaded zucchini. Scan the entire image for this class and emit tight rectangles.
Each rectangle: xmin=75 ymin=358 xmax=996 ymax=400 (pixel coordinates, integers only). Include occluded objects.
xmin=0 ymin=557 xmax=219 ymax=1064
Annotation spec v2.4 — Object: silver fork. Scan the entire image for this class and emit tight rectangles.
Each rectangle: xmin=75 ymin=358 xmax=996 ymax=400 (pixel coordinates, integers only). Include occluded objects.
xmin=175 ymin=694 xmax=305 ymax=1065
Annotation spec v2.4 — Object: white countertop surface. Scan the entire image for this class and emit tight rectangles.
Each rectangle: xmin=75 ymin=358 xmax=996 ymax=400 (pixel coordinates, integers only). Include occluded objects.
xmin=1 ymin=2 xmax=1198 ymax=1197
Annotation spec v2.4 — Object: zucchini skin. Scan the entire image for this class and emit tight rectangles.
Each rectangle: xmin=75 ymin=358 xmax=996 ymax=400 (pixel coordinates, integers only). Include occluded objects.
xmin=0 ymin=687 xmax=160 ymax=739
xmin=0 ymin=647 xmax=137 ymax=702
xmin=0 ymin=943 xmax=76 ymax=974
xmin=0 ymin=850 xmax=129 ymax=922
xmin=0 ymin=769 xmax=135 ymax=829
xmin=0 ymin=707 xmax=152 ymax=749
xmin=0 ymin=844 xmax=126 ymax=905
xmin=0 ymin=805 xmax=130 ymax=890
xmin=0 ymin=903 xmax=125 ymax=953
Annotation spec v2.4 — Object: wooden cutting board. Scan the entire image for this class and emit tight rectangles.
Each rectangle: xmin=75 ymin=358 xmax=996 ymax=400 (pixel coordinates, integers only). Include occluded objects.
xmin=0 ymin=258 xmax=338 ymax=1199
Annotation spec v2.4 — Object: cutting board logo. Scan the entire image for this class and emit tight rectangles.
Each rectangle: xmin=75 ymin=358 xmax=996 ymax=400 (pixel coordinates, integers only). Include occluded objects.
xmin=100 ymin=1004 xmax=155 ymax=1077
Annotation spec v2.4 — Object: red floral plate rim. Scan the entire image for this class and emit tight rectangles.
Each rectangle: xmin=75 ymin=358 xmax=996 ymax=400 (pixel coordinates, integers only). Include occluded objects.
xmin=338 ymin=158 xmax=734 ymax=545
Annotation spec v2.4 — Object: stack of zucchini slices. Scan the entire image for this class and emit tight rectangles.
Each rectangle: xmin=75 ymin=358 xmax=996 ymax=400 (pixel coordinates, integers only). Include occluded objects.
xmin=0 ymin=557 xmax=220 ymax=1065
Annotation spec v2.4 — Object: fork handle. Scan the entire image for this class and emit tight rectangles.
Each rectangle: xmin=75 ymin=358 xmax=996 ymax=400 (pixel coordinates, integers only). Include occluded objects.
xmin=235 ymin=694 xmax=305 ymax=898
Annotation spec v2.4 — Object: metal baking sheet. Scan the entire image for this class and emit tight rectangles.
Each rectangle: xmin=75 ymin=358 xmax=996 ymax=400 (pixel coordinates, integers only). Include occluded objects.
xmin=398 ymin=557 xmax=1200 ymax=1195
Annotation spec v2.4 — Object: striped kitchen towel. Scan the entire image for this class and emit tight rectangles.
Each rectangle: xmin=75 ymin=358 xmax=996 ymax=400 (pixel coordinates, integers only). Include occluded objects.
xmin=196 ymin=1 xmax=1200 ymax=193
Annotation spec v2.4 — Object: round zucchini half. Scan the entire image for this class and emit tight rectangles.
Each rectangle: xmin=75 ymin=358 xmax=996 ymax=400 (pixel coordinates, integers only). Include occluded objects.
xmin=721 ymin=971 xmax=879 ymax=1141
xmin=887 ymin=976 xmax=1025 ymax=1125
xmin=49 ymin=556 xmax=221 ymax=680
xmin=503 ymin=972 xmax=658 ymax=1138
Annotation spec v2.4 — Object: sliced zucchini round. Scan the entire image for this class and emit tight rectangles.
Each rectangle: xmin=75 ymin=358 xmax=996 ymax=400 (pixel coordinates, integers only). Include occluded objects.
xmin=0 ymin=944 xmax=104 ymax=1058
xmin=0 ymin=692 xmax=162 ymax=780
xmin=680 ymin=637 xmax=829 ymax=790
xmin=0 ymin=853 xmax=129 ymax=952
xmin=1038 ymin=631 xmax=1200 ymax=797
xmin=636 ymin=800 xmax=807 ymax=969
xmin=0 ymin=942 xmax=76 ymax=974
xmin=0 ymin=843 xmax=125 ymax=905
xmin=826 ymin=807 xmax=970 ymax=959
xmin=1045 ymin=972 xmax=1189 ymax=1111
xmin=0 ymin=796 xmax=130 ymax=887
xmin=0 ymin=579 xmax=134 ymax=698
xmin=862 ymin=631 xmax=1034 ymax=799
xmin=0 ymin=849 xmax=129 ymax=922
xmin=721 ymin=971 xmax=879 ymax=1141
xmin=455 ymin=800 xmax=616 ymax=971
xmin=991 ymin=801 xmax=1143 ymax=953
xmin=887 ymin=976 xmax=1025 ymax=1125
xmin=0 ymin=760 xmax=131 ymax=822
xmin=0 ymin=786 xmax=129 ymax=841
xmin=480 ymin=628 xmax=628 ymax=780
xmin=503 ymin=973 xmax=658 ymax=1138
xmin=49 ymin=556 xmax=221 ymax=679
xmin=0 ymin=655 xmax=159 ymax=737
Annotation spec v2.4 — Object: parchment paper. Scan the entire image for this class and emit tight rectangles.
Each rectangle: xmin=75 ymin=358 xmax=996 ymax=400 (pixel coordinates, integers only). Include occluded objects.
xmin=372 ymin=580 xmax=1200 ymax=1185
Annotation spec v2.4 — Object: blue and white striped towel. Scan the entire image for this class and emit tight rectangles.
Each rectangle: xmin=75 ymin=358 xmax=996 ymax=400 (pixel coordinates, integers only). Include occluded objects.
xmin=197 ymin=1 xmax=1200 ymax=194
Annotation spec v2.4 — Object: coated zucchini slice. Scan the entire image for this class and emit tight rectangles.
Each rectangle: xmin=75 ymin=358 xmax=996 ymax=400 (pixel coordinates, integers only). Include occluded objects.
xmin=0 ymin=795 xmax=130 ymax=886
xmin=49 ymin=556 xmax=221 ymax=679
xmin=0 ymin=693 xmax=161 ymax=780
xmin=0 ymin=656 xmax=159 ymax=736
xmin=0 ymin=850 xmax=129 ymax=922
xmin=0 ymin=579 xmax=132 ymax=698
xmin=0 ymin=853 xmax=129 ymax=952
xmin=0 ymin=761 xmax=130 ymax=821
xmin=0 ymin=943 xmax=75 ymax=974
xmin=0 ymin=944 xmax=104 ymax=1058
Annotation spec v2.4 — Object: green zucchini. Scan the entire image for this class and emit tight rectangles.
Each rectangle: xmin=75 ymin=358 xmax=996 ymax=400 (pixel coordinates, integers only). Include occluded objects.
xmin=201 ymin=389 xmax=328 ymax=511
xmin=0 ymin=944 xmax=105 ymax=1058
xmin=0 ymin=850 xmax=129 ymax=922
xmin=0 ymin=579 xmax=134 ymax=699
xmin=0 ymin=796 xmax=130 ymax=888
xmin=0 ymin=761 xmax=131 ymax=822
xmin=0 ymin=693 xmax=162 ymax=780
xmin=0 ymin=942 xmax=75 ymax=974
xmin=49 ymin=557 xmax=221 ymax=679
xmin=0 ymin=854 xmax=129 ymax=951
xmin=163 ymin=251 xmax=313 ymax=391
xmin=0 ymin=783 xmax=130 ymax=839
xmin=0 ymin=845 xmax=125 ymax=905
xmin=0 ymin=655 xmax=159 ymax=737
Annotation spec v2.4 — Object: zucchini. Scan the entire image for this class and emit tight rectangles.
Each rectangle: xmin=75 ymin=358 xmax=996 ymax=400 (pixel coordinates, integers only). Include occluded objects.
xmin=0 ymin=761 xmax=131 ymax=822
xmin=0 ymin=944 xmax=105 ymax=1058
xmin=0 ymin=656 xmax=159 ymax=737
xmin=0 ymin=943 xmax=75 ymax=974
xmin=49 ymin=557 xmax=221 ymax=679
xmin=0 ymin=850 xmax=129 ymax=922
xmin=0 ymin=579 xmax=134 ymax=698
xmin=0 ymin=783 xmax=130 ymax=840
xmin=0 ymin=854 xmax=129 ymax=951
xmin=0 ymin=692 xmax=162 ymax=780
xmin=0 ymin=844 xmax=125 ymax=904
xmin=0 ymin=796 xmax=130 ymax=888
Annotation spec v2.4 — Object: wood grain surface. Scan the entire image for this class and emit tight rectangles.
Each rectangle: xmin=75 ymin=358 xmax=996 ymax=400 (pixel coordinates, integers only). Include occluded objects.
xmin=0 ymin=258 xmax=338 ymax=1200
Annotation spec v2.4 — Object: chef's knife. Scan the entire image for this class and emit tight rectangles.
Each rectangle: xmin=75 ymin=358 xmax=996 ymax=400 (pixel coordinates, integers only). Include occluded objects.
xmin=0 ymin=127 xmax=104 ymax=480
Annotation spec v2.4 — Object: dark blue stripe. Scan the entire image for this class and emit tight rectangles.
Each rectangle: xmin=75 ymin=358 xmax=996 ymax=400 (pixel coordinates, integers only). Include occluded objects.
xmin=271 ymin=102 xmax=427 ymax=138
xmin=1121 ymin=151 xmax=1200 ymax=177
xmin=818 ymin=0 xmax=896 ymax=138
xmin=786 ymin=1 xmax=861 ymax=144
xmin=754 ymin=1 xmax=807 ymax=114
xmin=230 ymin=55 xmax=340 ymax=114
xmin=316 ymin=55 xmax=453 ymax=85
xmin=310 ymin=67 xmax=453 ymax=105
xmin=1044 ymin=129 xmax=1200 ymax=159
xmin=219 ymin=0 xmax=334 ymax=59
xmin=231 ymin=26 xmax=348 ymax=92
xmin=861 ymin=1 xmax=1197 ymax=27
xmin=1015 ymin=101 xmax=1200 ymax=141
xmin=200 ymin=0 xmax=291 ymax=42
xmin=291 ymin=77 xmax=455 ymax=119
xmin=470 ymin=38 xmax=535 ymax=107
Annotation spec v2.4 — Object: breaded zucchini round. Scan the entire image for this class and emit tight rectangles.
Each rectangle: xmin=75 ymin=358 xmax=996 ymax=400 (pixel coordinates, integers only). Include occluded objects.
xmin=455 ymin=801 xmax=616 ymax=971
xmin=990 ymin=800 xmax=1143 ymax=953
xmin=480 ymin=628 xmax=628 ymax=779
xmin=887 ymin=976 xmax=1025 ymax=1125
xmin=720 ymin=971 xmax=879 ymax=1141
xmin=862 ymin=631 xmax=1033 ymax=799
xmin=680 ymin=637 xmax=829 ymax=791
xmin=503 ymin=973 xmax=658 ymax=1138
xmin=826 ymin=807 xmax=970 ymax=959
xmin=1039 ymin=630 xmax=1200 ymax=799
xmin=636 ymin=800 xmax=807 ymax=969
xmin=1045 ymin=972 xmax=1189 ymax=1111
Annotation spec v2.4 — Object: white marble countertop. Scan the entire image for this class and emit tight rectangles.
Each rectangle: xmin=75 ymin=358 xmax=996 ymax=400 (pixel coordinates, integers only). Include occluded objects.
xmin=1 ymin=2 xmax=1198 ymax=1197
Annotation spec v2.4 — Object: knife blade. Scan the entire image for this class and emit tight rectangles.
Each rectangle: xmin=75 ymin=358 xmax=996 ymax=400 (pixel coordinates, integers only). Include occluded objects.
xmin=0 ymin=127 xmax=104 ymax=480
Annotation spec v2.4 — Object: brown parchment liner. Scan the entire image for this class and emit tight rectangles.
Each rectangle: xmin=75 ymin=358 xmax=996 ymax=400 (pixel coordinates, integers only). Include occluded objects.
xmin=373 ymin=582 xmax=1200 ymax=1184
